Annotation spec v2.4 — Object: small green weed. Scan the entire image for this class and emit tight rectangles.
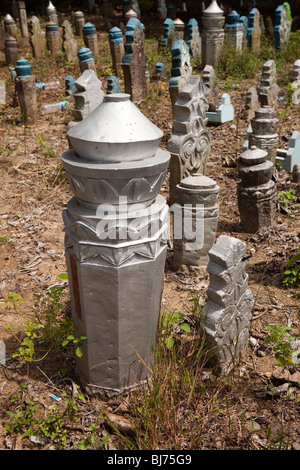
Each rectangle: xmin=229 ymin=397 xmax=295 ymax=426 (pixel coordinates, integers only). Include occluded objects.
xmin=283 ymin=246 xmax=300 ymax=287
xmin=3 ymin=276 xmax=86 ymax=364
xmin=0 ymin=236 xmax=11 ymax=246
xmin=162 ymin=310 xmax=190 ymax=349
xmin=38 ymin=134 xmax=56 ymax=158
xmin=264 ymin=324 xmax=298 ymax=366
xmin=278 ymin=189 xmax=296 ymax=207
xmin=5 ymin=389 xmax=87 ymax=449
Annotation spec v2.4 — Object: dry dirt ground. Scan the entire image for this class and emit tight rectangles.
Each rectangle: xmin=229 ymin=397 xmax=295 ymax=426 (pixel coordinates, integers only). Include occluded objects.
xmin=0 ymin=14 xmax=299 ymax=452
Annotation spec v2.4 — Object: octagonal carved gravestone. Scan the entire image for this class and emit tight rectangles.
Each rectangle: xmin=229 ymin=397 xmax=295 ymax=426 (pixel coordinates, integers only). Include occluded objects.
xmin=62 ymin=94 xmax=170 ymax=397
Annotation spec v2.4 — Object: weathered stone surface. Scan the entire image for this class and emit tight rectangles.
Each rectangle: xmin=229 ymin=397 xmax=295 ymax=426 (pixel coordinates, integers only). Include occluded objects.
xmin=186 ymin=18 xmax=201 ymax=59
xmin=206 ymin=93 xmax=234 ymax=124
xmin=201 ymin=0 xmax=225 ymax=67
xmin=62 ymin=19 xmax=78 ymax=63
xmin=4 ymin=14 xmax=18 ymax=37
xmin=46 ymin=22 xmax=60 ymax=54
xmin=172 ymin=174 xmax=220 ymax=271
xmin=29 ymin=16 xmax=46 ymax=59
xmin=15 ymin=75 xmax=37 ymax=125
xmin=0 ymin=340 xmax=5 ymax=366
xmin=74 ymin=10 xmax=85 ymax=36
xmin=0 ymin=81 xmax=5 ymax=105
xmin=224 ymin=10 xmax=243 ymax=51
xmin=47 ymin=1 xmax=58 ymax=24
xmin=18 ymin=0 xmax=29 ymax=38
xmin=243 ymin=87 xmax=259 ymax=120
xmin=157 ymin=0 xmax=167 ymax=20
xmin=237 ymin=146 xmax=277 ymax=233
xmin=169 ymin=39 xmax=192 ymax=117
xmin=202 ymin=235 xmax=254 ymax=373
xmin=78 ymin=47 xmax=96 ymax=73
xmin=5 ymin=36 xmax=18 ymax=66
xmin=174 ymin=18 xmax=185 ymax=41
xmin=83 ymin=22 xmax=98 ymax=56
xmin=158 ymin=18 xmax=175 ymax=50
xmin=109 ymin=27 xmax=124 ymax=77
xmin=274 ymin=4 xmax=289 ymax=50
xmin=122 ymin=18 xmax=147 ymax=104
xmin=68 ymin=69 xmax=104 ymax=131
xmin=247 ymin=8 xmax=261 ymax=52
xmin=249 ymin=106 xmax=279 ymax=165
xmin=168 ymin=75 xmax=211 ymax=204
xmin=258 ymin=60 xmax=278 ymax=109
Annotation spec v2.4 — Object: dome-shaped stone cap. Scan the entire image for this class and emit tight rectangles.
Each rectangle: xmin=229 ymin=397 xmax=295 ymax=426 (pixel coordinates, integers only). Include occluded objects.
xmin=239 ymin=146 xmax=268 ymax=166
xmin=203 ymin=0 xmax=223 ymax=16
xmin=179 ymin=173 xmax=219 ymax=190
xmin=67 ymin=93 xmax=163 ymax=163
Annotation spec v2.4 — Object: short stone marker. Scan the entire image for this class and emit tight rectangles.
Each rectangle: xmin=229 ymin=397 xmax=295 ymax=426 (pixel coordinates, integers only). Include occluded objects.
xmin=109 ymin=27 xmax=125 ymax=77
xmin=29 ymin=16 xmax=47 ymax=59
xmin=243 ymin=87 xmax=259 ymax=120
xmin=202 ymin=235 xmax=254 ymax=373
xmin=172 ymin=173 xmax=220 ymax=271
xmin=274 ymin=4 xmax=290 ymax=50
xmin=258 ymin=60 xmax=279 ymax=110
xmin=169 ymin=39 xmax=192 ymax=117
xmin=4 ymin=13 xmax=18 ymax=37
xmin=0 ymin=81 xmax=5 ymax=105
xmin=122 ymin=18 xmax=147 ymax=104
xmin=15 ymin=58 xmax=37 ymax=125
xmin=276 ymin=131 xmax=300 ymax=173
xmin=237 ymin=146 xmax=277 ymax=233
xmin=206 ymin=93 xmax=234 ymax=124
xmin=68 ymin=69 xmax=104 ymax=131
xmin=62 ymin=19 xmax=78 ymax=63
xmin=247 ymin=8 xmax=261 ymax=52
xmin=5 ymin=36 xmax=18 ymax=66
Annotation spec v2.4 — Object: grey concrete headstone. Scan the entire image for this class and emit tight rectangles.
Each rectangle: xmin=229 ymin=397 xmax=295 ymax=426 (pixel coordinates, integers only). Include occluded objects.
xmin=0 ymin=81 xmax=6 ymax=105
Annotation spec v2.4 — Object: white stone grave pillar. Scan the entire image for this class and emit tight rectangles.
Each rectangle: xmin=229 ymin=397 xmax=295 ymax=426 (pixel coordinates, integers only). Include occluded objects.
xmin=62 ymin=94 xmax=170 ymax=397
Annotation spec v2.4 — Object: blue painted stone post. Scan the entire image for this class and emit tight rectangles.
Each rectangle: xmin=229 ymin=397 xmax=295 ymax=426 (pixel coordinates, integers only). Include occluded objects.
xmin=46 ymin=22 xmax=60 ymax=54
xmin=186 ymin=18 xmax=201 ymax=58
xmin=224 ymin=10 xmax=243 ymax=51
xmin=78 ymin=47 xmax=96 ymax=73
xmin=15 ymin=58 xmax=37 ymax=125
xmin=109 ymin=27 xmax=125 ymax=77
xmin=247 ymin=8 xmax=261 ymax=52
xmin=83 ymin=22 xmax=98 ymax=56
xmin=274 ymin=5 xmax=289 ymax=50
xmin=107 ymin=75 xmax=120 ymax=94
xmin=122 ymin=18 xmax=147 ymax=103
xmin=169 ymin=39 xmax=192 ymax=117
xmin=158 ymin=18 xmax=175 ymax=50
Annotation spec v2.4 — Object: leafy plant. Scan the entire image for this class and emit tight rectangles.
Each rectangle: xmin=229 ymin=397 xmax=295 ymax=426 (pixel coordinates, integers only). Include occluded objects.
xmin=37 ymin=134 xmax=56 ymax=158
xmin=5 ymin=390 xmax=87 ymax=449
xmin=3 ymin=277 xmax=86 ymax=364
xmin=283 ymin=246 xmax=300 ymax=287
xmin=77 ymin=414 xmax=109 ymax=450
xmin=162 ymin=310 xmax=190 ymax=349
xmin=264 ymin=324 xmax=297 ymax=366
xmin=0 ymin=236 xmax=11 ymax=246
xmin=278 ymin=189 xmax=296 ymax=207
